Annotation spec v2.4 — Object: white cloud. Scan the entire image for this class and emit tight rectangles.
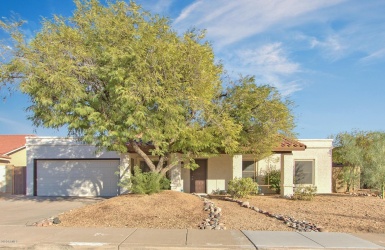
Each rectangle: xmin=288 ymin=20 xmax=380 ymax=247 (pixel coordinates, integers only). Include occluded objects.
xmin=174 ymin=0 xmax=346 ymax=47
xmin=239 ymin=43 xmax=300 ymax=75
xmin=360 ymin=48 xmax=385 ymax=64
xmin=174 ymin=1 xmax=203 ymax=24
xmin=297 ymin=34 xmax=347 ymax=61
xmin=136 ymin=0 xmax=174 ymax=15
xmin=230 ymin=43 xmax=302 ymax=95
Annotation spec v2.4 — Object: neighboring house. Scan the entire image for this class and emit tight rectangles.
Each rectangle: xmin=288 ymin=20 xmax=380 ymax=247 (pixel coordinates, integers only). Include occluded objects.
xmin=25 ymin=137 xmax=333 ymax=197
xmin=0 ymin=154 xmax=11 ymax=193
xmin=0 ymin=135 xmax=34 ymax=194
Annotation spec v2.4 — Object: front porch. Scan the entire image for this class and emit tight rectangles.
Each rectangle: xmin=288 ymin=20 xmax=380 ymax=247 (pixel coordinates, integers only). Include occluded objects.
xmin=120 ymin=153 xmax=296 ymax=197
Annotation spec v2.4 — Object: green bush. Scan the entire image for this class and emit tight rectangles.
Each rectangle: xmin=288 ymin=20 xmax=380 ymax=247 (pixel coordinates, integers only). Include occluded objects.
xmin=159 ymin=175 xmax=171 ymax=190
xmin=228 ymin=177 xmax=258 ymax=198
xmin=129 ymin=166 xmax=170 ymax=194
xmin=292 ymin=185 xmax=317 ymax=201
xmin=264 ymin=169 xmax=281 ymax=194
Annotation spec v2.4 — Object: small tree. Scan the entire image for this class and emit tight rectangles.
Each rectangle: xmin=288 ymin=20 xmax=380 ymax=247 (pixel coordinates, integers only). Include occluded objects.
xmin=264 ymin=169 xmax=281 ymax=194
xmin=264 ymin=155 xmax=281 ymax=194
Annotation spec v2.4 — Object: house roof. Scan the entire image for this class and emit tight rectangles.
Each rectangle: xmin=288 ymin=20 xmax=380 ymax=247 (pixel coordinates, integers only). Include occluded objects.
xmin=273 ymin=137 xmax=307 ymax=152
xmin=0 ymin=154 xmax=11 ymax=159
xmin=0 ymin=153 xmax=11 ymax=163
xmin=0 ymin=135 xmax=35 ymax=155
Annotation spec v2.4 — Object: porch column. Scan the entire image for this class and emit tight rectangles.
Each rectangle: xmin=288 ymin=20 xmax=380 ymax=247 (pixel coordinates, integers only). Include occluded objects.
xmin=119 ymin=153 xmax=131 ymax=194
xmin=280 ymin=153 xmax=294 ymax=197
xmin=170 ymin=154 xmax=183 ymax=191
xmin=232 ymin=154 xmax=242 ymax=179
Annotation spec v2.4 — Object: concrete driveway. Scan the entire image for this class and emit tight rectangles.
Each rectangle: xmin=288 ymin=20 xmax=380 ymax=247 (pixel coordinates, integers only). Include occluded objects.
xmin=0 ymin=195 xmax=105 ymax=225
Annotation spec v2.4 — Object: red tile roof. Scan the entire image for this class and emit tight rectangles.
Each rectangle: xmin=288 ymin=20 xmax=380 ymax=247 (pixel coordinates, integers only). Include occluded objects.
xmin=273 ymin=137 xmax=306 ymax=152
xmin=0 ymin=135 xmax=35 ymax=154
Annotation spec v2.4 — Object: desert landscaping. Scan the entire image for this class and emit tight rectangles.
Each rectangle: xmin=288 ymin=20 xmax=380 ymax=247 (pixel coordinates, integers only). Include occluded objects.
xmin=56 ymin=190 xmax=385 ymax=234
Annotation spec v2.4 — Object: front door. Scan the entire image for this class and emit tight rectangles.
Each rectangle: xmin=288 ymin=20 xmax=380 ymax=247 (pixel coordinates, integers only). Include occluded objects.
xmin=190 ymin=159 xmax=207 ymax=193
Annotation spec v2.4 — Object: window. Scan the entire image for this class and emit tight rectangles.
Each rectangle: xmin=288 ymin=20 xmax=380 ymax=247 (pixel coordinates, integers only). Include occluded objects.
xmin=294 ymin=160 xmax=314 ymax=184
xmin=242 ymin=161 xmax=256 ymax=181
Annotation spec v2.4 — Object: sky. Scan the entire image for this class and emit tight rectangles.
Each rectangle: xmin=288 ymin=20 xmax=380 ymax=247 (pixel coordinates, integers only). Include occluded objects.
xmin=0 ymin=0 xmax=385 ymax=139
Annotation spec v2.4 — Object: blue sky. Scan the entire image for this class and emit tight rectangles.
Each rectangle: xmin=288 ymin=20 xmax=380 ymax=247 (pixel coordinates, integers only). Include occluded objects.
xmin=1 ymin=0 xmax=385 ymax=139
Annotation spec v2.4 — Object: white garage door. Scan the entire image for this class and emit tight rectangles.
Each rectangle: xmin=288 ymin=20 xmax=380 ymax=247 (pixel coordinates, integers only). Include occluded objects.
xmin=36 ymin=159 xmax=120 ymax=196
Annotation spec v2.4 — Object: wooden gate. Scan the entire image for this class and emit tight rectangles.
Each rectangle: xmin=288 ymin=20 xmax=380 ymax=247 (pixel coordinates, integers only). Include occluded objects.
xmin=13 ymin=167 xmax=26 ymax=195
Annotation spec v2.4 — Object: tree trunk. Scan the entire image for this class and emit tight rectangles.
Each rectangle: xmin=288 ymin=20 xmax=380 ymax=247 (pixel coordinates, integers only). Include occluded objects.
xmin=382 ymin=183 xmax=384 ymax=200
xmin=130 ymin=141 xmax=157 ymax=172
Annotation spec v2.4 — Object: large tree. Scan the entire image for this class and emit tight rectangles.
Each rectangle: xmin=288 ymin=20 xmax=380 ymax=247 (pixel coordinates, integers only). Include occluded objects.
xmin=333 ymin=131 xmax=365 ymax=192
xmin=333 ymin=131 xmax=385 ymax=198
xmin=361 ymin=132 xmax=385 ymax=199
xmin=0 ymin=0 xmax=294 ymax=176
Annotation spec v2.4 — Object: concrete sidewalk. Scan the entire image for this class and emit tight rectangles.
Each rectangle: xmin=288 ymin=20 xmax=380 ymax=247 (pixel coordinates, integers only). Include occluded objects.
xmin=0 ymin=226 xmax=384 ymax=249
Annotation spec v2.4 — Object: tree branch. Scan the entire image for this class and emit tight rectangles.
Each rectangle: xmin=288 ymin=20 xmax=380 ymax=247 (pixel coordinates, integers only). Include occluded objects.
xmin=131 ymin=141 xmax=156 ymax=172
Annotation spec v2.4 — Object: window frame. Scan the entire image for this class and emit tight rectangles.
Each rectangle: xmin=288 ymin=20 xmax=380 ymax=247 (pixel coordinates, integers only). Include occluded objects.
xmin=242 ymin=161 xmax=256 ymax=181
xmin=293 ymin=160 xmax=315 ymax=185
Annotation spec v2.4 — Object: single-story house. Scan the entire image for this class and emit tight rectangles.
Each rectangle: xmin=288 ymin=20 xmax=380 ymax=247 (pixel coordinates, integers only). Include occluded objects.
xmin=0 ymin=134 xmax=34 ymax=194
xmin=25 ymin=137 xmax=333 ymax=197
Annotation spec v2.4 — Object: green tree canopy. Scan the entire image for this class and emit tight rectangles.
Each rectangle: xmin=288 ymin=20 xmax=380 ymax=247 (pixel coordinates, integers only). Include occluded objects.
xmin=333 ymin=130 xmax=385 ymax=198
xmin=0 ymin=0 xmax=295 ymax=176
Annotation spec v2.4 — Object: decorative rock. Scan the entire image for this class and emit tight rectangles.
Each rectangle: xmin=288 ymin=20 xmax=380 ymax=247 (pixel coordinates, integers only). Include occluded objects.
xmin=318 ymin=227 xmax=327 ymax=232
xmin=241 ymin=201 xmax=250 ymax=208
xmin=53 ymin=217 xmax=61 ymax=224
xmin=221 ymin=196 xmax=321 ymax=233
xmin=197 ymin=195 xmax=225 ymax=230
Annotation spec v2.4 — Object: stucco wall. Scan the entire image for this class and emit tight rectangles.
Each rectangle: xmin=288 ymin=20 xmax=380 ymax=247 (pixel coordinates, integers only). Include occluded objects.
xmin=8 ymin=148 xmax=27 ymax=167
xmin=181 ymin=167 xmax=190 ymax=193
xmin=207 ymin=155 xmax=233 ymax=194
xmin=0 ymin=165 xmax=6 ymax=193
xmin=292 ymin=139 xmax=333 ymax=193
xmin=26 ymin=137 xmax=120 ymax=196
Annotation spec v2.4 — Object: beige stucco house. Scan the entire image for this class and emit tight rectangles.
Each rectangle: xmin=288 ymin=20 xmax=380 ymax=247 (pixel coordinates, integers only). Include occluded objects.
xmin=26 ymin=137 xmax=332 ymax=197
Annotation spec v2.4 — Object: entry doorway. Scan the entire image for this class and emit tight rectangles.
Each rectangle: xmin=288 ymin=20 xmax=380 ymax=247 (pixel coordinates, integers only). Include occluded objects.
xmin=190 ymin=159 xmax=207 ymax=193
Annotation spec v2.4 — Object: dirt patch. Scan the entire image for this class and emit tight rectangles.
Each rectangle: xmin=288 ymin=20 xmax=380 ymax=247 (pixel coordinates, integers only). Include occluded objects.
xmin=58 ymin=191 xmax=206 ymax=229
xmin=57 ymin=191 xmax=385 ymax=233
xmin=244 ymin=194 xmax=385 ymax=233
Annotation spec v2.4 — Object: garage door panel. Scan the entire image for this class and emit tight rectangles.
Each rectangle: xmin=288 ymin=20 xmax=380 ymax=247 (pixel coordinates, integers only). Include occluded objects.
xmin=37 ymin=160 xmax=120 ymax=197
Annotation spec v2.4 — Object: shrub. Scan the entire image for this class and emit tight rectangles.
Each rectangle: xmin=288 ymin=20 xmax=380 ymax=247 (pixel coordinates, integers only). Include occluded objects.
xmin=228 ymin=177 xmax=258 ymax=198
xmin=292 ymin=185 xmax=317 ymax=201
xmin=159 ymin=176 xmax=171 ymax=190
xmin=264 ymin=169 xmax=281 ymax=194
xmin=129 ymin=166 xmax=170 ymax=194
